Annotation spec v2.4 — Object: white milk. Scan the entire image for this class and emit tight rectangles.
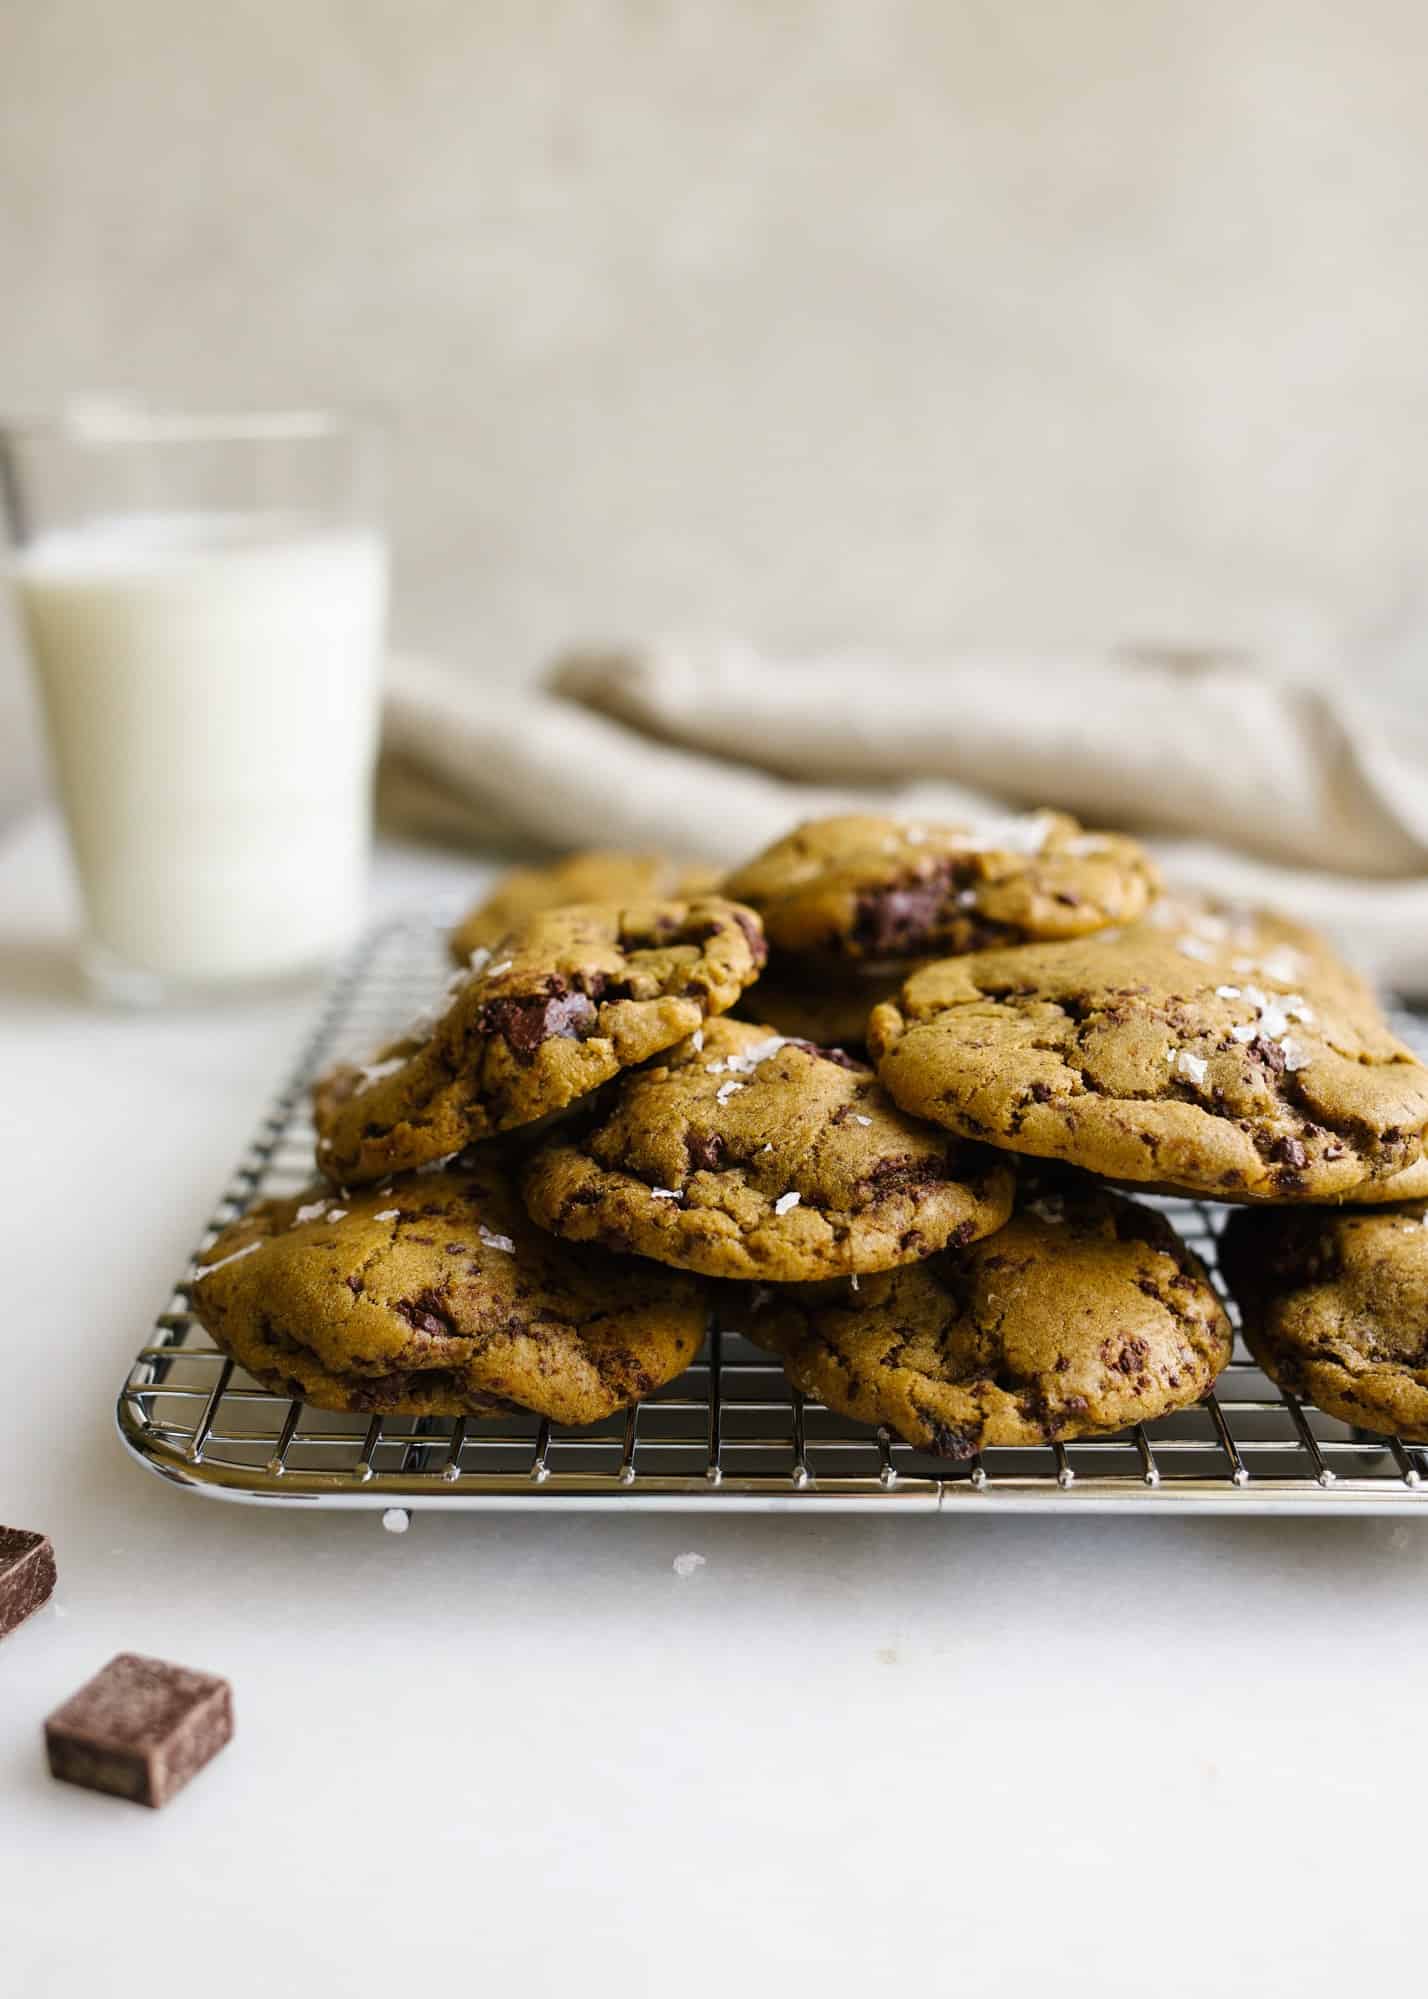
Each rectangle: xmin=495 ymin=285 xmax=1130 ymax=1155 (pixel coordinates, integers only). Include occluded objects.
xmin=14 ymin=513 xmax=387 ymax=986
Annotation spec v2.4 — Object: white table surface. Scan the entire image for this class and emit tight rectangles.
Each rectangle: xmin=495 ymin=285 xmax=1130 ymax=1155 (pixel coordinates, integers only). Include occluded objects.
xmin=2 ymin=808 xmax=1423 ymax=1997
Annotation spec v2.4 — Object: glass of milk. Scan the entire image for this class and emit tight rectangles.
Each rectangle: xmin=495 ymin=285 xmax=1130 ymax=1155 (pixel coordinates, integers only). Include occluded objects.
xmin=1 ymin=404 xmax=388 ymax=1003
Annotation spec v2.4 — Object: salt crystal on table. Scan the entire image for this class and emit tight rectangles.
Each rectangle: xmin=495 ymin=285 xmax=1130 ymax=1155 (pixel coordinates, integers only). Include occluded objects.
xmin=672 ymin=1553 xmax=706 ymax=1578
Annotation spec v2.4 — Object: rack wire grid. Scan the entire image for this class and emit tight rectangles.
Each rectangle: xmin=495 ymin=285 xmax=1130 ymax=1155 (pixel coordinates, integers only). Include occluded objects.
xmin=118 ymin=914 xmax=1428 ymax=1517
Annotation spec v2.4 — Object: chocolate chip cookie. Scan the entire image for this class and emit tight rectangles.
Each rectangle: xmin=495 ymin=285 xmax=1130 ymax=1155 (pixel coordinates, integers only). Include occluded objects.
xmin=723 ymin=812 xmax=1157 ymax=964
xmin=745 ymin=1177 xmax=1231 ymax=1454
xmin=520 ymin=1017 xmax=1014 ymax=1280
xmin=450 ymin=850 xmax=722 ymax=966
xmin=1219 ymin=1204 xmax=1428 ymax=1437
xmin=868 ymin=924 xmax=1428 ymax=1202
xmin=192 ymin=1160 xmax=707 ymax=1423
xmin=314 ymin=898 xmax=767 ymax=1184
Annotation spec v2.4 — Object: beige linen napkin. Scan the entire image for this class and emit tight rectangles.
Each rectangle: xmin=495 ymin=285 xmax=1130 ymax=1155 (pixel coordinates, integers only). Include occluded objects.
xmin=381 ymin=645 xmax=1428 ymax=993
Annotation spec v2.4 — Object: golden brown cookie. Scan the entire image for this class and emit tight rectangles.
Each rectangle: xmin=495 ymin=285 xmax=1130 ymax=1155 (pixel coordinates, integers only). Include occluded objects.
xmin=868 ymin=922 xmax=1428 ymax=1202
xmin=745 ymin=1177 xmax=1231 ymax=1454
xmin=1219 ymin=1204 xmax=1428 ymax=1437
xmin=315 ymin=898 xmax=767 ymax=1184
xmin=191 ymin=1160 xmax=707 ymax=1424
xmin=520 ymin=1017 xmax=1014 ymax=1281
xmin=449 ymin=850 xmax=722 ymax=966
xmin=723 ymin=812 xmax=1157 ymax=964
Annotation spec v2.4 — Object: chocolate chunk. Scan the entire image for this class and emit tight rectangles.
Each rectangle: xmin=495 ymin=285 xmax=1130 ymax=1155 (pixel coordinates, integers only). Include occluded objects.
xmin=480 ymin=985 xmax=598 ymax=1058
xmin=1270 ymin=1136 xmax=1309 ymax=1171
xmin=0 ymin=1527 xmax=56 ymax=1642
xmin=685 ymin=1131 xmax=725 ymax=1173
xmin=863 ymin=1155 xmax=950 ymax=1198
xmin=394 ymin=1291 xmax=455 ymax=1338
xmin=45 ymin=1654 xmax=233 ymax=1809
xmin=1248 ymin=1034 xmax=1287 ymax=1075
xmin=853 ymin=874 xmax=950 ymax=956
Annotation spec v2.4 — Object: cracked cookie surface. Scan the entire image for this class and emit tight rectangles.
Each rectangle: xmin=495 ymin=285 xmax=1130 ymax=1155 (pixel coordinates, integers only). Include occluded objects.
xmin=450 ymin=849 xmax=722 ymax=966
xmin=1219 ymin=1204 xmax=1428 ymax=1437
xmin=314 ymin=897 xmax=767 ymax=1183
xmin=868 ymin=921 xmax=1428 ymax=1201
xmin=745 ymin=1176 xmax=1231 ymax=1453
xmin=520 ymin=1016 xmax=1014 ymax=1280
xmin=723 ymin=812 xmax=1157 ymax=964
xmin=191 ymin=1160 xmax=707 ymax=1423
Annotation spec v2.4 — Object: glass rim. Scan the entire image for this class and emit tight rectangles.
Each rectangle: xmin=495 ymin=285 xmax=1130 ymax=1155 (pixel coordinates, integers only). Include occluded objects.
xmin=0 ymin=398 xmax=387 ymax=448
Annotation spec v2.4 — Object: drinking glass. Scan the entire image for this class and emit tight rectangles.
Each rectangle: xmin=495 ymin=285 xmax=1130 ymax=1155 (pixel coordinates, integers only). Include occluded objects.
xmin=1 ymin=403 xmax=388 ymax=1004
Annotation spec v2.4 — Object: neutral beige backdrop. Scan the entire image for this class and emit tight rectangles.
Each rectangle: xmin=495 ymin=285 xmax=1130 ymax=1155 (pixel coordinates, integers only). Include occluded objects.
xmin=5 ymin=0 xmax=1428 ymax=815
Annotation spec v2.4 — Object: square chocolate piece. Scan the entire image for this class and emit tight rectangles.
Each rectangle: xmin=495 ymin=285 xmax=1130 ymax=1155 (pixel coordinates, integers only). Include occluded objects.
xmin=0 ymin=1526 xmax=56 ymax=1642
xmin=45 ymin=1653 xmax=233 ymax=1809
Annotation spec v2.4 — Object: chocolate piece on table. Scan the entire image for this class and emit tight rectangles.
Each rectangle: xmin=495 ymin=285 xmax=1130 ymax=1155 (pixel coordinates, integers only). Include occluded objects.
xmin=0 ymin=1526 xmax=57 ymax=1641
xmin=45 ymin=1653 xmax=233 ymax=1808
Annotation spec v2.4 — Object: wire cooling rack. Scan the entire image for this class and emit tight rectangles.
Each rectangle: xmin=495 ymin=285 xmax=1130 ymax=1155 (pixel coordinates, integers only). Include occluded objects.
xmin=117 ymin=916 xmax=1428 ymax=1517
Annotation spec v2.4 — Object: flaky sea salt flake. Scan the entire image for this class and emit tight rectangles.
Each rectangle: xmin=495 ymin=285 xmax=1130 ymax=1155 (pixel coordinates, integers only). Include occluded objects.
xmin=773 ymin=1191 xmax=801 ymax=1216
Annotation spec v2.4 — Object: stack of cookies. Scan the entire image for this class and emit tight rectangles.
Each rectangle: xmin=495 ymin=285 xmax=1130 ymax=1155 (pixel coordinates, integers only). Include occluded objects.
xmin=193 ymin=813 xmax=1428 ymax=1457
